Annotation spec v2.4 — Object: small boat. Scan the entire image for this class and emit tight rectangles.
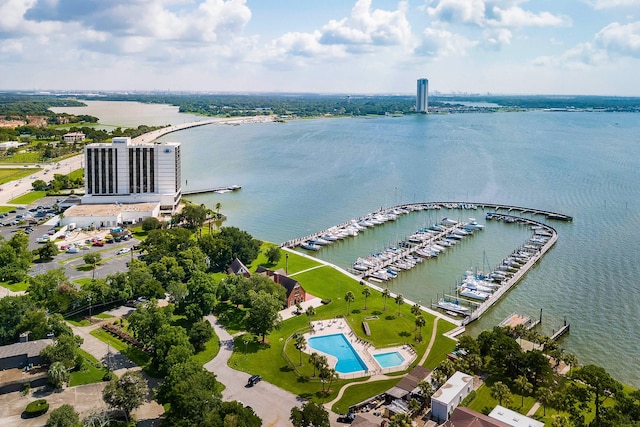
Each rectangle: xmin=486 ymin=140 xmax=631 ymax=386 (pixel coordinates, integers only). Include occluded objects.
xmin=458 ymin=287 xmax=490 ymax=301
xmin=464 ymin=218 xmax=485 ymax=230
xmin=441 ymin=217 xmax=458 ymax=226
xmin=300 ymin=242 xmax=320 ymax=251
xmin=437 ymin=299 xmax=469 ymax=314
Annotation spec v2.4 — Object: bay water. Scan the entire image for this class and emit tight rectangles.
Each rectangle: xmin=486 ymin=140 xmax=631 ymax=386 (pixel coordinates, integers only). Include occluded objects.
xmin=55 ymin=101 xmax=640 ymax=387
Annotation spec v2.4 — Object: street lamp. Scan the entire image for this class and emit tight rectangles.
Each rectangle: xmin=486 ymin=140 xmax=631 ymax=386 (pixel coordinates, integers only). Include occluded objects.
xmin=88 ymin=295 xmax=92 ymax=317
xmin=244 ymin=340 xmax=248 ymax=360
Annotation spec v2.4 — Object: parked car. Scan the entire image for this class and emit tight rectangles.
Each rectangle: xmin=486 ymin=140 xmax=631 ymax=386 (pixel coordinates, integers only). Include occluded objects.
xmin=66 ymin=247 xmax=79 ymax=254
xmin=116 ymin=247 xmax=131 ymax=255
xmin=337 ymin=413 xmax=355 ymax=424
xmin=247 ymin=375 xmax=262 ymax=387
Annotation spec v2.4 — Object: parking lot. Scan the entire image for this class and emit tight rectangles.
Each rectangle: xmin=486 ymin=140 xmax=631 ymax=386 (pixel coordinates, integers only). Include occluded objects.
xmin=1 ymin=195 xmax=139 ymax=282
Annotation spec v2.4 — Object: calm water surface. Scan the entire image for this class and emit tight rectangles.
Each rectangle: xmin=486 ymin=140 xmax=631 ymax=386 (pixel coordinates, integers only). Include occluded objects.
xmin=54 ymin=102 xmax=640 ymax=386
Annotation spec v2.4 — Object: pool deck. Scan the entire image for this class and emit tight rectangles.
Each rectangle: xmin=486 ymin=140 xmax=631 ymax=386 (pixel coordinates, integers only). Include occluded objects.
xmin=303 ymin=319 xmax=416 ymax=379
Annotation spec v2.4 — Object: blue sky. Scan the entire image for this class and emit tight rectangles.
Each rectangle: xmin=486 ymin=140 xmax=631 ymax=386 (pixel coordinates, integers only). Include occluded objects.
xmin=1 ymin=0 xmax=639 ymax=95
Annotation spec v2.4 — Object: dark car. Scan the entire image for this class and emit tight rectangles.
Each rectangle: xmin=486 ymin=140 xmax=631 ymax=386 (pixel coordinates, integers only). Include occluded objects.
xmin=247 ymin=375 xmax=262 ymax=387
xmin=337 ymin=413 xmax=355 ymax=423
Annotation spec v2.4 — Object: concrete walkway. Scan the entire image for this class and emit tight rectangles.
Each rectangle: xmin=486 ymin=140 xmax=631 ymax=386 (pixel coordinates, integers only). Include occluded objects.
xmin=204 ymin=315 xmax=303 ymax=427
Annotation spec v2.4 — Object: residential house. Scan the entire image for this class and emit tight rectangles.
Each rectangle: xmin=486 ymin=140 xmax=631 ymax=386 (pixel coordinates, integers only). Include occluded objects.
xmin=255 ymin=266 xmax=306 ymax=308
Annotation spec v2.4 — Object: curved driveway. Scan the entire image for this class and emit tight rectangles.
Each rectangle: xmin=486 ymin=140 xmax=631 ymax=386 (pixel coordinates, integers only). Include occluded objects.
xmin=204 ymin=315 xmax=302 ymax=427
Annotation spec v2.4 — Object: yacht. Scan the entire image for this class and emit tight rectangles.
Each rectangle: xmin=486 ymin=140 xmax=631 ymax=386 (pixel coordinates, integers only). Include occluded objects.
xmin=300 ymin=241 xmax=320 ymax=251
xmin=437 ymin=299 xmax=469 ymax=314
xmin=458 ymin=287 xmax=490 ymax=301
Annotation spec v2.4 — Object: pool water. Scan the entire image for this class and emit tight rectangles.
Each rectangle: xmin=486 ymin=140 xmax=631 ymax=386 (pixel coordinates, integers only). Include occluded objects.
xmin=307 ymin=333 xmax=369 ymax=373
xmin=373 ymin=351 xmax=405 ymax=368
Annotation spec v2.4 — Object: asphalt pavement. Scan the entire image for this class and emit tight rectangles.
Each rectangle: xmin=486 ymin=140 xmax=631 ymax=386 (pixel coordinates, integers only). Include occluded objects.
xmin=204 ymin=315 xmax=304 ymax=427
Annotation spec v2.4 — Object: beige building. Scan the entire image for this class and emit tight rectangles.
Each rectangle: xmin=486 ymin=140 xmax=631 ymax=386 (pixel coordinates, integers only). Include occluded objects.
xmin=61 ymin=202 xmax=160 ymax=229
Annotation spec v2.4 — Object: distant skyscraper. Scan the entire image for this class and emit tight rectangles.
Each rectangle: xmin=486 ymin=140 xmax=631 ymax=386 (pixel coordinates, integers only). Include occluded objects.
xmin=417 ymin=78 xmax=429 ymax=113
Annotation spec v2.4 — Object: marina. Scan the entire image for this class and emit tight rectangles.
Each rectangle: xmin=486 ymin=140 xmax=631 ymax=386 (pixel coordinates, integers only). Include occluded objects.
xmin=283 ymin=203 xmax=561 ymax=326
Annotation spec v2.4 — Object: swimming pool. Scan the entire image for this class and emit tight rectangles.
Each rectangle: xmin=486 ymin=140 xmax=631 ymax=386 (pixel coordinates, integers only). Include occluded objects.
xmin=307 ymin=334 xmax=369 ymax=374
xmin=373 ymin=351 xmax=405 ymax=369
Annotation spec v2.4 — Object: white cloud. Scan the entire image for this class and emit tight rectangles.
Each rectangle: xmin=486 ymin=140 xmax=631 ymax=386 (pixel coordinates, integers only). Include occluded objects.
xmin=595 ymin=21 xmax=640 ymax=58
xmin=487 ymin=6 xmax=570 ymax=27
xmin=260 ymin=0 xmax=412 ymax=65
xmin=587 ymin=0 xmax=640 ymax=10
xmin=535 ymin=20 xmax=640 ymax=70
xmin=414 ymin=28 xmax=478 ymax=57
xmin=533 ymin=43 xmax=609 ymax=69
xmin=319 ymin=0 xmax=411 ymax=47
xmin=427 ymin=0 xmax=570 ymax=28
xmin=426 ymin=0 xmax=487 ymax=26
xmin=483 ymin=28 xmax=512 ymax=48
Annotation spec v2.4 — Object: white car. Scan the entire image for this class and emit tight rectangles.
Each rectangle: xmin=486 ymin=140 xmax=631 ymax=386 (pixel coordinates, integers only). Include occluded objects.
xmin=116 ymin=247 xmax=131 ymax=255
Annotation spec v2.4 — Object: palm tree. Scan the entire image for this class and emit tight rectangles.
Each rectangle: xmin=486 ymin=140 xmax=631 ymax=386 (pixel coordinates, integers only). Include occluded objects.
xmin=415 ymin=314 xmax=426 ymax=335
xmin=324 ymin=368 xmax=339 ymax=395
xmin=536 ymin=386 xmax=553 ymax=416
xmin=408 ymin=398 xmax=421 ymax=415
xmin=309 ymin=352 xmax=321 ymax=377
xmin=418 ymin=380 xmax=434 ymax=404
xmin=382 ymin=288 xmax=390 ymax=311
xmin=215 ymin=202 xmax=222 ymax=216
xmin=491 ymin=381 xmax=512 ymax=407
xmin=562 ymin=352 xmax=578 ymax=374
xmin=48 ymin=361 xmax=69 ymax=389
xmin=344 ymin=291 xmax=355 ymax=315
xmin=395 ymin=293 xmax=404 ymax=316
xmin=361 ymin=287 xmax=371 ymax=310
xmin=514 ymin=375 xmax=533 ymax=407
xmin=411 ymin=302 xmax=421 ymax=317
xmin=305 ymin=305 xmax=316 ymax=327
xmin=389 ymin=413 xmax=412 ymax=427
xmin=294 ymin=334 xmax=306 ymax=366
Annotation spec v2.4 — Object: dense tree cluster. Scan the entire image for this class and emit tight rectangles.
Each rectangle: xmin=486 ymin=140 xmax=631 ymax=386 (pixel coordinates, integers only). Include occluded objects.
xmin=0 ymin=232 xmax=32 ymax=282
xmin=156 ymin=360 xmax=260 ymax=427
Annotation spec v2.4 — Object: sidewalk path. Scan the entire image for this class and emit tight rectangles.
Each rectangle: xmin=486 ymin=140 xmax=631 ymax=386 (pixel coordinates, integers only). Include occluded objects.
xmin=204 ymin=315 xmax=302 ymax=427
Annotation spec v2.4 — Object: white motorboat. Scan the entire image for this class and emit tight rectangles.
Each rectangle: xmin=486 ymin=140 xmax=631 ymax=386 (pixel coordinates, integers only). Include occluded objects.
xmin=458 ymin=287 xmax=490 ymax=301
xmin=437 ymin=299 xmax=469 ymax=314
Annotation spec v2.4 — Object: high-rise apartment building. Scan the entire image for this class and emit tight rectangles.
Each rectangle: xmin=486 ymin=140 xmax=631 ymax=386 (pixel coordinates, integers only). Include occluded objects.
xmin=417 ymin=78 xmax=429 ymax=113
xmin=82 ymin=137 xmax=181 ymax=213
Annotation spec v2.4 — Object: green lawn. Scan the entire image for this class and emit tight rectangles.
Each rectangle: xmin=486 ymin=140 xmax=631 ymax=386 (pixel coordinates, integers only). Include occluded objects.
xmin=191 ymin=334 xmax=221 ymax=366
xmin=0 ymin=280 xmax=29 ymax=292
xmin=0 ymin=168 xmax=34 ymax=184
xmin=73 ymin=277 xmax=95 ymax=287
xmin=69 ymin=349 xmax=108 ymax=386
xmin=466 ymin=382 xmax=538 ymax=417
xmin=94 ymin=313 xmax=115 ymax=319
xmin=222 ymin=248 xmax=457 ymax=404
xmin=67 ymin=169 xmax=84 ymax=181
xmin=9 ymin=191 xmax=47 ymax=204
xmin=0 ymin=153 xmax=41 ymax=164
xmin=331 ymin=378 xmax=397 ymax=414
xmin=89 ymin=328 xmax=152 ymax=370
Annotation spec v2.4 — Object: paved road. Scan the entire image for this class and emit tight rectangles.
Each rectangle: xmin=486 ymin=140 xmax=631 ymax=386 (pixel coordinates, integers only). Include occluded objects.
xmin=0 ymin=156 xmax=83 ymax=205
xmin=204 ymin=315 xmax=303 ymax=427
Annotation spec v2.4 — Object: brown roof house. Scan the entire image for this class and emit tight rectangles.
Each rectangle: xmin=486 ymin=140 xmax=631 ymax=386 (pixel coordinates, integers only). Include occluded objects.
xmin=255 ymin=266 xmax=306 ymax=309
